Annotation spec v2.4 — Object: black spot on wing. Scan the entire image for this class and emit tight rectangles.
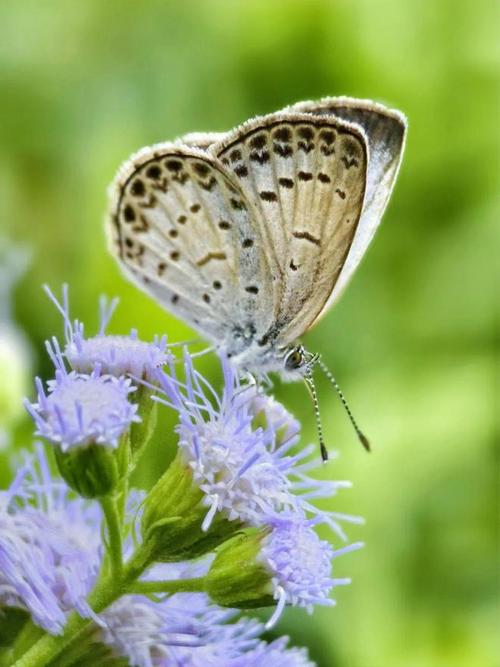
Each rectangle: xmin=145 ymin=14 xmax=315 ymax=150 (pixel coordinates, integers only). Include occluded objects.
xmin=293 ymin=231 xmax=320 ymax=246
xmin=319 ymin=129 xmax=335 ymax=144
xmin=341 ymin=156 xmax=359 ymax=169
xmin=131 ymin=179 xmax=145 ymax=196
xmin=250 ymin=134 xmax=267 ymax=149
xmin=197 ymin=252 xmax=227 ymax=267
xmin=199 ymin=176 xmax=217 ymax=191
xmin=123 ymin=205 xmax=135 ymax=222
xmin=273 ymin=143 xmax=293 ymax=158
xmin=234 ymin=164 xmax=248 ymax=178
xmin=193 ymin=162 xmax=210 ymax=176
xmin=231 ymin=198 xmax=246 ymax=211
xmin=274 ymin=127 xmax=291 ymax=142
xmin=260 ymin=191 xmax=278 ymax=202
xmin=146 ymin=165 xmax=162 ymax=179
xmin=298 ymin=126 xmax=314 ymax=140
xmin=165 ymin=159 xmax=183 ymax=172
xmin=249 ymin=151 xmax=270 ymax=164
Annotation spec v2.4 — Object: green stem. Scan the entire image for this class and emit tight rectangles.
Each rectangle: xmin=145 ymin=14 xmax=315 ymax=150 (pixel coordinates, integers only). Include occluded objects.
xmin=100 ymin=494 xmax=123 ymax=578
xmin=8 ymin=621 xmax=44 ymax=663
xmin=12 ymin=575 xmax=120 ymax=667
xmin=128 ymin=576 xmax=207 ymax=595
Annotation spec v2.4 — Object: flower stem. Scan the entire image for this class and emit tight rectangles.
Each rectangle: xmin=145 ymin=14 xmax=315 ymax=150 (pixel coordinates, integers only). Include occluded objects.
xmin=128 ymin=576 xmax=207 ymax=595
xmin=12 ymin=575 xmax=120 ymax=667
xmin=100 ymin=493 xmax=123 ymax=578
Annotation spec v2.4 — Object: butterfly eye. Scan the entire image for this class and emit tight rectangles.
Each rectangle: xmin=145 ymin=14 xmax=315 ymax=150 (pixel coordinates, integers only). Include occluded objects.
xmin=285 ymin=347 xmax=304 ymax=371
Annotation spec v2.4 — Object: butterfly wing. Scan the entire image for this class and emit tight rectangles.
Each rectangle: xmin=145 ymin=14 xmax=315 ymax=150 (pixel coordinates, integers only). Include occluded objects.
xmin=107 ymin=143 xmax=275 ymax=342
xmin=286 ymin=98 xmax=407 ymax=322
xmin=211 ymin=113 xmax=368 ymax=345
xmin=178 ymin=131 xmax=228 ymax=150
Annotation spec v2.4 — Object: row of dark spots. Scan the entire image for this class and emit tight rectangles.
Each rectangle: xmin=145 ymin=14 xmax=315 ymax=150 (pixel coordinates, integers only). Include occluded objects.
xmin=122 ymin=202 xmax=199 ymax=225
xmin=203 ymin=284 xmax=257 ymax=301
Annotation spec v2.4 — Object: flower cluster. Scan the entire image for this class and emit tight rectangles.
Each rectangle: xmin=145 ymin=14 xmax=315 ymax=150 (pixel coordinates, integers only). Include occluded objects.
xmin=1 ymin=448 xmax=314 ymax=666
xmin=149 ymin=350 xmax=363 ymax=623
xmin=0 ymin=288 xmax=363 ymax=667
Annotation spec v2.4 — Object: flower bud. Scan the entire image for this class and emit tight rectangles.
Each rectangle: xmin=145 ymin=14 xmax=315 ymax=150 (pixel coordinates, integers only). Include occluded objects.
xmin=54 ymin=441 xmax=122 ymax=498
xmin=140 ymin=450 xmax=241 ymax=563
xmin=205 ymin=529 xmax=275 ymax=609
xmin=128 ymin=384 xmax=157 ymax=461
xmin=205 ymin=514 xmax=359 ymax=628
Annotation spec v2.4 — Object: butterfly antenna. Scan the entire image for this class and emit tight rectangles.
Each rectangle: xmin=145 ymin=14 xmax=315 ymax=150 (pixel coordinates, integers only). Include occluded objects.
xmin=318 ymin=359 xmax=371 ymax=452
xmin=304 ymin=370 xmax=329 ymax=462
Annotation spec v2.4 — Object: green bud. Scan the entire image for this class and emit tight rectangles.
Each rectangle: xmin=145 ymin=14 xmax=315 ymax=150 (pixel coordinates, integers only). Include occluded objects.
xmin=129 ymin=384 xmax=158 ymax=462
xmin=141 ymin=450 xmax=242 ymax=563
xmin=205 ymin=529 xmax=275 ymax=609
xmin=55 ymin=440 xmax=124 ymax=498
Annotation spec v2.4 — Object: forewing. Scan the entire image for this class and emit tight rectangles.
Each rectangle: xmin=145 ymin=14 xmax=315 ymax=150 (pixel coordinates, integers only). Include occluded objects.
xmin=107 ymin=143 xmax=274 ymax=342
xmin=288 ymin=97 xmax=407 ymax=317
xmin=211 ymin=113 xmax=367 ymax=345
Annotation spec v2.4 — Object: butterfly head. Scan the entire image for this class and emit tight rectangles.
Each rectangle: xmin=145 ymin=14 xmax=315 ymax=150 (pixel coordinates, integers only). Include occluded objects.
xmin=282 ymin=345 xmax=320 ymax=379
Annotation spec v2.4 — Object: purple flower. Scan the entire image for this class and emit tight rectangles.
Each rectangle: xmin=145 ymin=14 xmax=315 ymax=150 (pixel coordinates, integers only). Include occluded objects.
xmin=259 ymin=514 xmax=363 ymax=628
xmin=0 ymin=449 xmax=317 ymax=664
xmin=224 ymin=636 xmax=315 ymax=667
xmin=44 ymin=285 xmax=169 ymax=380
xmin=154 ymin=351 xmax=361 ymax=535
xmin=25 ymin=367 xmax=139 ymax=451
xmin=0 ymin=446 xmax=101 ymax=633
xmin=101 ymin=579 xmax=263 ymax=667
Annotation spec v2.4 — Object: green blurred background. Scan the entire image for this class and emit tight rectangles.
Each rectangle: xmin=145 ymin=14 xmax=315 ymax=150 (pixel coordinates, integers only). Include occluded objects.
xmin=0 ymin=1 xmax=498 ymax=665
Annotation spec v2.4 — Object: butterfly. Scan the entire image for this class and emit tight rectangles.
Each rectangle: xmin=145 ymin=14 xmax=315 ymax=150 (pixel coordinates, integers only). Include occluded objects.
xmin=107 ymin=97 xmax=407 ymax=457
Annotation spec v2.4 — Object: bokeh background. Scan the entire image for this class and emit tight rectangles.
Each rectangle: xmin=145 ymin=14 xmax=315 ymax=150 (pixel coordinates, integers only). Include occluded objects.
xmin=1 ymin=1 xmax=498 ymax=665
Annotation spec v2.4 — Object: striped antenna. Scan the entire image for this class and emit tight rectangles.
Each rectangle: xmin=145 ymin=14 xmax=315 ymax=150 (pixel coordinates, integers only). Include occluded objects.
xmin=318 ymin=359 xmax=371 ymax=452
xmin=304 ymin=370 xmax=329 ymax=462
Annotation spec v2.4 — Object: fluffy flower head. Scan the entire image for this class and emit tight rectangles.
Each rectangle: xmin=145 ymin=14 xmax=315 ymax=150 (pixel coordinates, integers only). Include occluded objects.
xmin=260 ymin=514 xmax=363 ymax=628
xmin=154 ymin=351 xmax=359 ymax=535
xmin=25 ymin=367 xmax=139 ymax=451
xmin=0 ymin=447 xmax=101 ymax=633
xmin=45 ymin=285 xmax=169 ymax=380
